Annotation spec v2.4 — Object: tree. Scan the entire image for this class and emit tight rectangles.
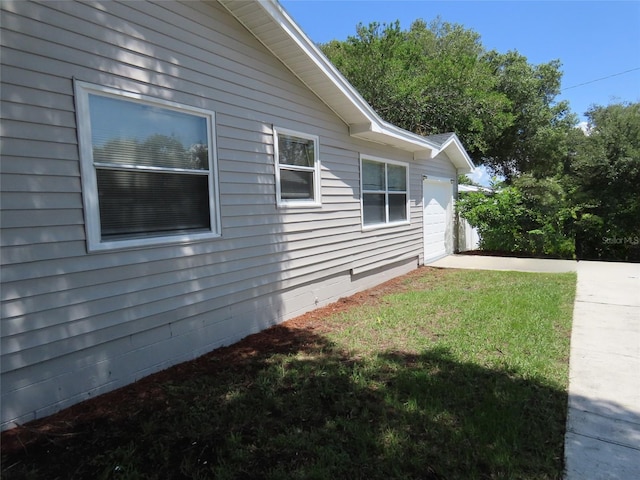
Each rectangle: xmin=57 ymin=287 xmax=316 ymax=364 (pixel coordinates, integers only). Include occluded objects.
xmin=481 ymin=51 xmax=575 ymax=179
xmin=564 ymin=102 xmax=640 ymax=261
xmin=457 ymin=176 xmax=575 ymax=258
xmin=511 ymin=174 xmax=575 ymax=257
xmin=321 ymin=19 xmax=576 ymax=179
xmin=322 ymin=20 xmax=512 ymax=152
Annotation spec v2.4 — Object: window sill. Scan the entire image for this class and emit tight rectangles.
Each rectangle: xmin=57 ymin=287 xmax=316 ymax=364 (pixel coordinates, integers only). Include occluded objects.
xmin=361 ymin=220 xmax=411 ymax=232
xmin=86 ymin=230 xmax=221 ymax=253
xmin=277 ymin=201 xmax=322 ymax=209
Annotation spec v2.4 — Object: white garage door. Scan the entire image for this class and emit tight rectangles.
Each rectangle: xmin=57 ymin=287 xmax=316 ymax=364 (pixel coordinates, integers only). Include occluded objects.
xmin=423 ymin=177 xmax=454 ymax=263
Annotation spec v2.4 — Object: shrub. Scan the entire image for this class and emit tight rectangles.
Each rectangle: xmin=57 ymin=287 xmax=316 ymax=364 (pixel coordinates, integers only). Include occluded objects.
xmin=457 ymin=177 xmax=575 ymax=258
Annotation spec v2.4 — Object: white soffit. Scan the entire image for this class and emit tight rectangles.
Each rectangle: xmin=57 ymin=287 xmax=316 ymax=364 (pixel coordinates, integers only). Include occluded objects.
xmin=218 ymin=0 xmax=449 ymax=157
xmin=428 ymin=133 xmax=475 ymax=172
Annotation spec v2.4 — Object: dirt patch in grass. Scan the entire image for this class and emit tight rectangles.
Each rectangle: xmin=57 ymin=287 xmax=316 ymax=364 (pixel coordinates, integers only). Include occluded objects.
xmin=0 ymin=267 xmax=444 ymax=457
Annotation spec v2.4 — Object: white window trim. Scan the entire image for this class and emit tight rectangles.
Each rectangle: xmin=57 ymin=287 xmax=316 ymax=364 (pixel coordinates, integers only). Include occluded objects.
xmin=74 ymin=80 xmax=221 ymax=252
xmin=273 ymin=126 xmax=321 ymax=208
xmin=360 ymin=154 xmax=410 ymax=230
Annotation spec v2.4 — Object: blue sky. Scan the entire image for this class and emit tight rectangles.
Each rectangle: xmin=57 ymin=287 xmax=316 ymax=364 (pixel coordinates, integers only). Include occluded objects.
xmin=280 ymin=0 xmax=640 ymax=125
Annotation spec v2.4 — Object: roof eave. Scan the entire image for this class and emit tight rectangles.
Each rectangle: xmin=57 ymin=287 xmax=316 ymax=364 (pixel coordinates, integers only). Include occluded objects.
xmin=441 ymin=135 xmax=475 ymax=173
xmin=350 ymin=121 xmax=441 ymax=154
xmin=217 ymin=0 xmax=438 ymax=155
xmin=426 ymin=133 xmax=474 ymax=173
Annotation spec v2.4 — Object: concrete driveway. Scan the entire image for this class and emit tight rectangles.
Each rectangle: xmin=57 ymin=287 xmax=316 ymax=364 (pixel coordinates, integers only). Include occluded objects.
xmin=564 ymin=261 xmax=640 ymax=480
xmin=428 ymin=254 xmax=578 ymax=273
xmin=428 ymin=255 xmax=640 ymax=479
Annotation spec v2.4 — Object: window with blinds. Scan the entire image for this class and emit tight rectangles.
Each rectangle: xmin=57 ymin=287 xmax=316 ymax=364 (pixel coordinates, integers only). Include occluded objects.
xmin=74 ymin=81 xmax=220 ymax=251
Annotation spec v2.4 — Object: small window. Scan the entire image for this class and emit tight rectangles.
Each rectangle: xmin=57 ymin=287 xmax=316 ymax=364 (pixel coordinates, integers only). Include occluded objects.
xmin=361 ymin=157 xmax=409 ymax=227
xmin=75 ymin=81 xmax=220 ymax=251
xmin=274 ymin=127 xmax=321 ymax=207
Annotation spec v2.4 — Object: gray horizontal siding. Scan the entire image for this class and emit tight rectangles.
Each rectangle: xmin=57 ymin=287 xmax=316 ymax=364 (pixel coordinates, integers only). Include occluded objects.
xmin=0 ymin=0 xmax=459 ymax=429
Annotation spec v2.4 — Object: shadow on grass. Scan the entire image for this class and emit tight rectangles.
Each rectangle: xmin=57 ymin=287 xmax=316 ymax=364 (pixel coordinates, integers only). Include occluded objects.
xmin=2 ymin=324 xmax=568 ymax=480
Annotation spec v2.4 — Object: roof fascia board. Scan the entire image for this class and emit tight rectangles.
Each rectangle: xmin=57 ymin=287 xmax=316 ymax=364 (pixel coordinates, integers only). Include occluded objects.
xmin=381 ymin=120 xmax=439 ymax=150
xmin=219 ymin=0 xmax=437 ymax=155
xmin=255 ymin=0 xmax=375 ymax=121
xmin=415 ymin=133 xmax=474 ymax=172
xmin=445 ymin=135 xmax=475 ymax=171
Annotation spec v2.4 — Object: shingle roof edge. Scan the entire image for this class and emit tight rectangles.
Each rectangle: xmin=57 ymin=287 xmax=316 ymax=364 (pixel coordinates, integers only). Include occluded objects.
xmin=218 ymin=0 xmax=474 ymax=172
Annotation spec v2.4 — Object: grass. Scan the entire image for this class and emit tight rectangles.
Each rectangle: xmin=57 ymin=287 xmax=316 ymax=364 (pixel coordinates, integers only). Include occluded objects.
xmin=1 ymin=268 xmax=576 ymax=479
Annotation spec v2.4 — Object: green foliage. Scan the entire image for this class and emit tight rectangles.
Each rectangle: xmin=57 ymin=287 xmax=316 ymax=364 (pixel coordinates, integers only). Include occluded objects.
xmin=321 ymin=19 xmax=576 ymax=179
xmin=563 ymin=102 xmax=640 ymax=261
xmin=457 ymin=185 xmax=526 ymax=253
xmin=513 ymin=175 xmax=576 ymax=258
xmin=482 ymin=51 xmax=576 ymax=178
xmin=322 ymin=18 xmax=636 ymax=261
xmin=2 ymin=269 xmax=575 ymax=480
xmin=457 ymin=173 xmax=475 ymax=186
xmin=457 ymin=176 xmax=575 ymax=258
xmin=93 ymin=134 xmax=208 ymax=170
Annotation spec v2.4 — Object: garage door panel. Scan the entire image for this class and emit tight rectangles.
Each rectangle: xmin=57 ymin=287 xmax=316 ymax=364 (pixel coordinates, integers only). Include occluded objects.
xmin=423 ymin=178 xmax=453 ymax=263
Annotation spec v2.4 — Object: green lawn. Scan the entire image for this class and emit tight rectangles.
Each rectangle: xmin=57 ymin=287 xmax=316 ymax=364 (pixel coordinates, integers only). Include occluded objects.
xmin=2 ymin=268 xmax=576 ymax=480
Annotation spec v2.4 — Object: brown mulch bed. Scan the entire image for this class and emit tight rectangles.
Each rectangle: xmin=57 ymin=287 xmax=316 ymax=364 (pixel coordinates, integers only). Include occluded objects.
xmin=1 ymin=266 xmax=443 ymax=457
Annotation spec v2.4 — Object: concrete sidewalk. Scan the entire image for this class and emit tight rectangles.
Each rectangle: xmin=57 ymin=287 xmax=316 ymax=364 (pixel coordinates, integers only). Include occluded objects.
xmin=564 ymin=261 xmax=640 ymax=480
xmin=428 ymin=255 xmax=640 ymax=479
xmin=428 ymin=254 xmax=578 ymax=273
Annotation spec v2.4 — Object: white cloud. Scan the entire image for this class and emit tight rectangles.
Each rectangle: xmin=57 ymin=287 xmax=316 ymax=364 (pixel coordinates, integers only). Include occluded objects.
xmin=577 ymin=121 xmax=591 ymax=135
xmin=466 ymin=165 xmax=497 ymax=187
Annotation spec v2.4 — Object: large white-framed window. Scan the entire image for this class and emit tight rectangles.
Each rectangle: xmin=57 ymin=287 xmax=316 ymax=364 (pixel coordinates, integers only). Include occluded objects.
xmin=74 ymin=80 xmax=220 ymax=251
xmin=274 ymin=127 xmax=321 ymax=207
xmin=361 ymin=155 xmax=409 ymax=228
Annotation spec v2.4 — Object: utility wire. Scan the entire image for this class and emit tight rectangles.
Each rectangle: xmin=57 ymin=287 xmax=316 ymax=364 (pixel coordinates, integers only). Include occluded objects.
xmin=561 ymin=67 xmax=640 ymax=91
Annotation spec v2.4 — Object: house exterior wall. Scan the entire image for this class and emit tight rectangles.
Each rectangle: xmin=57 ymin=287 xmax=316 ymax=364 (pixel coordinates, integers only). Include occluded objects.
xmin=0 ymin=0 xmax=457 ymax=430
